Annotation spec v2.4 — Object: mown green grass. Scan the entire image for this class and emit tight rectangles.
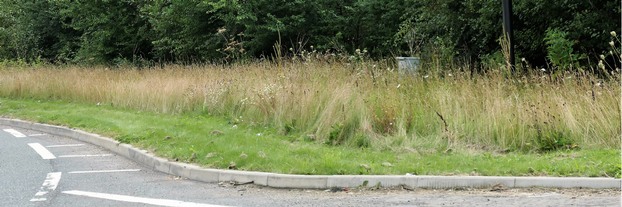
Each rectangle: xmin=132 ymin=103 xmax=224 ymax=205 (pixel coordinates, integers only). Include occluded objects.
xmin=1 ymin=97 xmax=619 ymax=177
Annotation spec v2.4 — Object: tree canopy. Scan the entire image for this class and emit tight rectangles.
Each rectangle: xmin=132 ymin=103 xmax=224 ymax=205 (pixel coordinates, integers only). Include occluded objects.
xmin=0 ymin=0 xmax=619 ymax=70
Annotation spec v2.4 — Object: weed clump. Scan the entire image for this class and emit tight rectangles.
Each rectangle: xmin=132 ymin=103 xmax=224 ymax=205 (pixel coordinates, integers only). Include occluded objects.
xmin=535 ymin=129 xmax=577 ymax=152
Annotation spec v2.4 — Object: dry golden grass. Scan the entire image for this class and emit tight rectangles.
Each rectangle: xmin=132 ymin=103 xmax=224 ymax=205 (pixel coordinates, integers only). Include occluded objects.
xmin=0 ymin=62 xmax=619 ymax=152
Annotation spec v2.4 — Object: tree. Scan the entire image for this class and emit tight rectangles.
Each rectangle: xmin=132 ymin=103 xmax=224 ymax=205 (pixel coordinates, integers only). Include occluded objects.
xmin=0 ymin=0 xmax=79 ymax=62
xmin=0 ymin=0 xmax=618 ymax=68
xmin=143 ymin=0 xmax=224 ymax=62
xmin=514 ymin=0 xmax=620 ymax=67
xmin=413 ymin=0 xmax=621 ymax=70
xmin=57 ymin=0 xmax=153 ymax=64
xmin=414 ymin=0 xmax=502 ymax=69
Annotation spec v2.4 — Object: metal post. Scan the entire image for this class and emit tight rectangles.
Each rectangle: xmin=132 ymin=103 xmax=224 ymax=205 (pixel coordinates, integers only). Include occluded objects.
xmin=502 ymin=0 xmax=515 ymax=73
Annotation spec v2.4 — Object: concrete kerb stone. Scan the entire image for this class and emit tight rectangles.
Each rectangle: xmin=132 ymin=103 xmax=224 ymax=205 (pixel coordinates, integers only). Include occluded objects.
xmin=327 ymin=175 xmax=414 ymax=188
xmin=114 ymin=143 xmax=134 ymax=161
xmin=74 ymin=130 xmax=122 ymax=153
xmin=268 ymin=174 xmax=329 ymax=189
xmin=126 ymin=146 xmax=158 ymax=169
xmin=188 ymin=168 xmax=221 ymax=183
xmin=170 ymin=162 xmax=202 ymax=178
xmin=151 ymin=155 xmax=172 ymax=175
xmin=515 ymin=177 xmax=622 ymax=189
xmin=1 ymin=117 xmax=621 ymax=190
xmin=416 ymin=176 xmax=516 ymax=189
xmin=219 ymin=170 xmax=272 ymax=186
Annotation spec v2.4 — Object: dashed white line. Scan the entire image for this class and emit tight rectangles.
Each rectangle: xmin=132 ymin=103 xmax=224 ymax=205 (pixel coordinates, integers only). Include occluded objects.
xmin=29 ymin=133 xmax=46 ymax=137
xmin=58 ymin=154 xmax=113 ymax=158
xmin=30 ymin=172 xmax=62 ymax=202
xmin=62 ymin=190 xmax=231 ymax=207
xmin=68 ymin=169 xmax=141 ymax=174
xmin=27 ymin=143 xmax=56 ymax=159
xmin=46 ymin=144 xmax=85 ymax=148
xmin=3 ymin=129 xmax=26 ymax=138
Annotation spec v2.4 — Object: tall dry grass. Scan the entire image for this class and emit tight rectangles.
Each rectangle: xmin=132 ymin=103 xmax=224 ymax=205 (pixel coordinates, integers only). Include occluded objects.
xmin=0 ymin=61 xmax=619 ymax=152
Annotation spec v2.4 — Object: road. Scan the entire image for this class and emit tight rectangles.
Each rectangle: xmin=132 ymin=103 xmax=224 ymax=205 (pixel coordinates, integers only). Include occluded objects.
xmin=0 ymin=125 xmax=620 ymax=207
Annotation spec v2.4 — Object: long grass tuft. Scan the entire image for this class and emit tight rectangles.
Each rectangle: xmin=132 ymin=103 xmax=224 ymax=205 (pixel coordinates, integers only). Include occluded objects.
xmin=0 ymin=61 xmax=619 ymax=152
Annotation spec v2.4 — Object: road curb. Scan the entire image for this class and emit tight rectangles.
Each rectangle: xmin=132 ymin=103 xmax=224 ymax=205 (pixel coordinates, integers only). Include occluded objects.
xmin=2 ymin=118 xmax=620 ymax=189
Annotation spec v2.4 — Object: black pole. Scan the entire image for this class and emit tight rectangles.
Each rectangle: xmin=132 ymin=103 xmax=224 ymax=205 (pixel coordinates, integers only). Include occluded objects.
xmin=502 ymin=0 xmax=515 ymax=73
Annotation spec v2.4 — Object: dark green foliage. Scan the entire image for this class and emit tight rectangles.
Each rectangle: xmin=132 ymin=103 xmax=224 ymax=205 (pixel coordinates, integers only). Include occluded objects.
xmin=414 ymin=0 xmax=620 ymax=69
xmin=58 ymin=0 xmax=154 ymax=65
xmin=544 ymin=28 xmax=579 ymax=72
xmin=0 ymin=0 xmax=79 ymax=62
xmin=536 ymin=129 xmax=576 ymax=152
xmin=143 ymin=0 xmax=225 ymax=62
xmin=207 ymin=0 xmax=407 ymax=58
xmin=327 ymin=124 xmax=345 ymax=146
xmin=0 ymin=0 xmax=619 ymax=69
xmin=513 ymin=0 xmax=619 ymax=67
xmin=414 ymin=0 xmax=502 ymax=65
xmin=609 ymin=163 xmax=622 ymax=178
xmin=353 ymin=134 xmax=371 ymax=148
xmin=282 ymin=121 xmax=296 ymax=135
xmin=326 ymin=120 xmax=359 ymax=146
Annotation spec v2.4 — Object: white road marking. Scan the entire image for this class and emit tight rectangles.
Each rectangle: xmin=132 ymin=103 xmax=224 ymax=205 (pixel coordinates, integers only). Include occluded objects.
xmin=3 ymin=129 xmax=26 ymax=138
xmin=58 ymin=154 xmax=113 ymax=158
xmin=27 ymin=143 xmax=56 ymax=159
xmin=30 ymin=172 xmax=62 ymax=202
xmin=68 ymin=169 xmax=141 ymax=174
xmin=62 ymin=190 xmax=231 ymax=207
xmin=29 ymin=133 xmax=46 ymax=137
xmin=46 ymin=144 xmax=85 ymax=148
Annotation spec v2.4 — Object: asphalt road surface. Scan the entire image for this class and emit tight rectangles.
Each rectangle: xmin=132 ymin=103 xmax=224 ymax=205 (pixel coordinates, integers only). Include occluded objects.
xmin=1 ymin=125 xmax=620 ymax=207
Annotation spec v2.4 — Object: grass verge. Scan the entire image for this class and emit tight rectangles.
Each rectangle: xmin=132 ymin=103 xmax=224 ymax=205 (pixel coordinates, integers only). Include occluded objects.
xmin=0 ymin=64 xmax=620 ymax=153
xmin=0 ymin=97 xmax=619 ymax=177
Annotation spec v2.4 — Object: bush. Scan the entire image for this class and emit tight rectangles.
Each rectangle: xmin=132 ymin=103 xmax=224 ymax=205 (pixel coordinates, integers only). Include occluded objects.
xmin=544 ymin=28 xmax=580 ymax=73
xmin=536 ymin=129 xmax=576 ymax=152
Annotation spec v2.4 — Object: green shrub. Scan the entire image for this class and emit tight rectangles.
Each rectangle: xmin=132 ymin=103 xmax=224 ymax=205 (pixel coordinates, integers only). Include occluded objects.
xmin=352 ymin=134 xmax=372 ymax=148
xmin=536 ymin=129 xmax=576 ymax=152
xmin=544 ymin=28 xmax=580 ymax=73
